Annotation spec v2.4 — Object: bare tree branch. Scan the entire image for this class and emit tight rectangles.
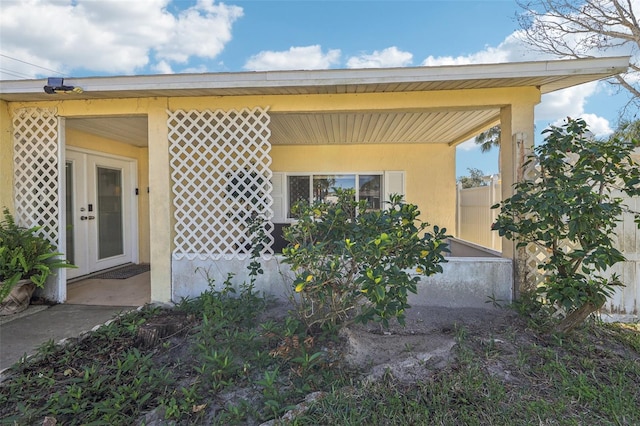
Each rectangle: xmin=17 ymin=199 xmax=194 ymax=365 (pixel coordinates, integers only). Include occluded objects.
xmin=517 ymin=0 xmax=639 ymax=111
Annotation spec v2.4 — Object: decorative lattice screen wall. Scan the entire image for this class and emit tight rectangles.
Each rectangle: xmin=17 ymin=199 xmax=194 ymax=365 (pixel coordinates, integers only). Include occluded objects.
xmin=168 ymin=107 xmax=274 ymax=260
xmin=515 ymin=140 xmax=578 ymax=293
xmin=12 ymin=107 xmax=60 ymax=246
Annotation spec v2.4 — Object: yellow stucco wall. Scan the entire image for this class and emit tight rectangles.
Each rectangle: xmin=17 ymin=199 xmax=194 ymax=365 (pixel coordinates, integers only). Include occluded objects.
xmin=167 ymin=87 xmax=540 ymax=113
xmin=65 ymin=128 xmax=150 ymax=263
xmin=0 ymin=101 xmax=14 ymax=213
xmin=4 ymin=86 xmax=540 ymax=302
xmin=271 ymin=143 xmax=456 ymax=232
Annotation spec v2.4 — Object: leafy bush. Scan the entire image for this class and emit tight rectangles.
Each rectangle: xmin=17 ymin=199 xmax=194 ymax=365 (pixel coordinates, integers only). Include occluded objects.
xmin=282 ymin=190 xmax=449 ymax=331
xmin=0 ymin=208 xmax=75 ymax=300
xmin=492 ymin=118 xmax=640 ymax=333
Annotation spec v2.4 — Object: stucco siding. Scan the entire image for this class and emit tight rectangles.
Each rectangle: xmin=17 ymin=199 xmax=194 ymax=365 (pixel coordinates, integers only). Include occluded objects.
xmin=4 ymin=92 xmax=512 ymax=304
xmin=271 ymin=143 xmax=456 ymax=232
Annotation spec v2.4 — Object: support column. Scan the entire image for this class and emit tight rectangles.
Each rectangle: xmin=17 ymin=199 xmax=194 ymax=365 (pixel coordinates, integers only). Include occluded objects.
xmin=499 ymin=102 xmax=536 ymax=298
xmin=55 ymin=117 xmax=67 ymax=303
xmin=0 ymin=101 xmax=14 ymax=212
xmin=147 ymin=100 xmax=172 ymax=303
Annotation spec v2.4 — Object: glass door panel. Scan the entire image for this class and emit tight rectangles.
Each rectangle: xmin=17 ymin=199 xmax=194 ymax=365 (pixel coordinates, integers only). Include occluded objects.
xmin=65 ymin=149 xmax=137 ymax=278
xmin=97 ymin=167 xmax=124 ymax=259
xmin=65 ymin=162 xmax=75 ymax=265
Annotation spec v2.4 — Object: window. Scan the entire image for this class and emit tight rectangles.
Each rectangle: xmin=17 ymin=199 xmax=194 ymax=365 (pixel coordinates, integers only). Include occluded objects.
xmin=226 ymin=168 xmax=266 ymax=206
xmin=287 ymin=173 xmax=382 ymax=218
xmin=271 ymin=171 xmax=403 ymax=252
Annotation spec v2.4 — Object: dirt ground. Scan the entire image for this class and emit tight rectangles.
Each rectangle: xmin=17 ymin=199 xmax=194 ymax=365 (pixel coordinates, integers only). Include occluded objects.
xmin=340 ymin=305 xmax=520 ymax=383
xmin=6 ymin=299 xmax=637 ymax=425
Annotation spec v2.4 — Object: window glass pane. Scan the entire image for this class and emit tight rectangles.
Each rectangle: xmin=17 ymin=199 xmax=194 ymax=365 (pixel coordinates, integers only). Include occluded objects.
xmin=97 ymin=167 xmax=124 ymax=259
xmin=288 ymin=176 xmax=310 ymax=217
xmin=65 ymin=162 xmax=75 ymax=264
xmin=359 ymin=175 xmax=382 ymax=210
xmin=313 ymin=175 xmax=355 ymax=204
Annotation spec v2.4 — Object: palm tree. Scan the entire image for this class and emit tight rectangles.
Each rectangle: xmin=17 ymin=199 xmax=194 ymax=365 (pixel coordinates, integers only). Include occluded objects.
xmin=475 ymin=125 xmax=500 ymax=153
xmin=610 ymin=119 xmax=640 ymax=142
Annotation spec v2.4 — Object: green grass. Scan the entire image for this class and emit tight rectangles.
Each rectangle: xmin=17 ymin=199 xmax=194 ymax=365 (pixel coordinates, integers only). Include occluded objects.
xmin=294 ymin=319 xmax=640 ymax=426
xmin=0 ymin=278 xmax=638 ymax=425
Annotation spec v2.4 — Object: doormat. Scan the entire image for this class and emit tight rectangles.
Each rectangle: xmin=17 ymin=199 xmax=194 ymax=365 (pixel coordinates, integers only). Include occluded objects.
xmin=93 ymin=264 xmax=150 ymax=280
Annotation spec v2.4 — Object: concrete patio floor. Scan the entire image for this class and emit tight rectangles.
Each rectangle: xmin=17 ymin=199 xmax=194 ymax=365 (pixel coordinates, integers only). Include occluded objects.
xmin=67 ymin=271 xmax=150 ymax=306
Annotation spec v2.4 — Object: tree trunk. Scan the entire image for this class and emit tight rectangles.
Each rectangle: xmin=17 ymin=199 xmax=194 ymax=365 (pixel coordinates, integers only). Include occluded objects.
xmin=135 ymin=312 xmax=193 ymax=348
xmin=554 ymin=301 xmax=601 ymax=334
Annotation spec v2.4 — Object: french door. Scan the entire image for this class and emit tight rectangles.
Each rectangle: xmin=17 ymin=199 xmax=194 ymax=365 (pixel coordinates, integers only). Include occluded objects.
xmin=65 ymin=149 xmax=138 ymax=279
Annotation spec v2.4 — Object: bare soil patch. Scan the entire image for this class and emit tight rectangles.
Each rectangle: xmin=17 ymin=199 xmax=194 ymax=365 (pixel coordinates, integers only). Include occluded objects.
xmin=2 ymin=299 xmax=638 ymax=425
xmin=342 ymin=306 xmax=521 ymax=383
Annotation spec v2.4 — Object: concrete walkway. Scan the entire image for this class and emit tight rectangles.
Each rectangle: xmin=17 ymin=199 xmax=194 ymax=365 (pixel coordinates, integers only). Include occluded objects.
xmin=1 ymin=269 xmax=150 ymax=372
xmin=0 ymin=304 xmax=134 ymax=372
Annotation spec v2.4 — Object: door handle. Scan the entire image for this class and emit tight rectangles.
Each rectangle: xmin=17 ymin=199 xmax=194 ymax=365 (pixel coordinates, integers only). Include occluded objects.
xmin=80 ymin=216 xmax=88 ymax=221
xmin=88 ymin=216 xmax=95 ymax=220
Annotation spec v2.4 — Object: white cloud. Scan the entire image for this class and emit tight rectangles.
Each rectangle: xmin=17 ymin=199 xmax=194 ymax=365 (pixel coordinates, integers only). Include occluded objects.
xmin=180 ymin=65 xmax=211 ymax=74
xmin=346 ymin=47 xmax=413 ymax=69
xmin=243 ymin=45 xmax=341 ymax=71
xmin=548 ymin=114 xmax=613 ymax=138
xmin=420 ymin=28 xmax=619 ymax=139
xmin=152 ymin=60 xmax=174 ymax=75
xmin=574 ymin=114 xmax=613 ymax=137
xmin=536 ymin=82 xmax=598 ymax=121
xmin=535 ymin=83 xmax=613 ymax=137
xmin=421 ymin=31 xmax=547 ymax=67
xmin=457 ymin=137 xmax=480 ymax=152
xmin=156 ymin=0 xmax=243 ymax=64
xmin=0 ymin=0 xmax=242 ymax=78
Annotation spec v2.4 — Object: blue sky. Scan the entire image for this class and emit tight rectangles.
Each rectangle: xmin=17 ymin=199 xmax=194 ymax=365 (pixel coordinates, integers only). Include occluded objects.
xmin=0 ymin=0 xmax=636 ymax=177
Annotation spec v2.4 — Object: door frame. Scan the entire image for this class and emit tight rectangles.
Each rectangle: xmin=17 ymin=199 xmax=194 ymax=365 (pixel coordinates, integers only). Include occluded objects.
xmin=64 ymin=146 xmax=139 ymax=279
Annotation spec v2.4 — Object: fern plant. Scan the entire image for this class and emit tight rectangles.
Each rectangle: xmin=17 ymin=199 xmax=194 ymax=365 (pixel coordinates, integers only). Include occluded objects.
xmin=0 ymin=208 xmax=75 ymax=300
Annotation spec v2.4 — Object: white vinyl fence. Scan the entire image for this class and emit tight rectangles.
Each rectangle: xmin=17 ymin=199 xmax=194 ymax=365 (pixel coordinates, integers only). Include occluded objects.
xmin=456 ymin=175 xmax=501 ymax=252
xmin=604 ymin=193 xmax=639 ymax=317
xmin=457 ymin=176 xmax=639 ymax=317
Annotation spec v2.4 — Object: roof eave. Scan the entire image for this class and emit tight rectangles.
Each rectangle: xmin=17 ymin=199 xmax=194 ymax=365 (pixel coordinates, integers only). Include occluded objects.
xmin=0 ymin=56 xmax=630 ymax=100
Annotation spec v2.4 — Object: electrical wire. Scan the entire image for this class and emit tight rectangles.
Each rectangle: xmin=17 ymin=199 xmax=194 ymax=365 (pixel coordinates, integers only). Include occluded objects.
xmin=0 ymin=67 xmax=35 ymax=79
xmin=0 ymin=53 xmax=65 ymax=78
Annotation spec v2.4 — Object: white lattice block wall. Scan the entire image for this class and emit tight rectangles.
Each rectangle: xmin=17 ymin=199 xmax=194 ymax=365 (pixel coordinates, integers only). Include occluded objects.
xmin=12 ymin=108 xmax=60 ymax=246
xmin=168 ymin=107 xmax=274 ymax=260
xmin=515 ymin=144 xmax=582 ymax=293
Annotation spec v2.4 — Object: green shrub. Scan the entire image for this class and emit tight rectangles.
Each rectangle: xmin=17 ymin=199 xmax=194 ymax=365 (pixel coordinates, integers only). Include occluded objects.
xmin=0 ymin=208 xmax=75 ymax=299
xmin=282 ymin=190 xmax=449 ymax=331
xmin=492 ymin=118 xmax=640 ymax=333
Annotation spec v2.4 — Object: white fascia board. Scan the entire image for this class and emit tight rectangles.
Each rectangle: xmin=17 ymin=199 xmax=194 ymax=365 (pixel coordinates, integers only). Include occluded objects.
xmin=0 ymin=56 xmax=630 ymax=96
xmin=260 ymin=55 xmax=630 ymax=84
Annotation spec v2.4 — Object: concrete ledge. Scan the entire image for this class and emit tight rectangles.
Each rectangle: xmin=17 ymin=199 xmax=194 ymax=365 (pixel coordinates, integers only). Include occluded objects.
xmin=408 ymin=257 xmax=513 ymax=309
xmin=172 ymin=255 xmax=513 ymax=309
xmin=172 ymin=256 xmax=293 ymax=301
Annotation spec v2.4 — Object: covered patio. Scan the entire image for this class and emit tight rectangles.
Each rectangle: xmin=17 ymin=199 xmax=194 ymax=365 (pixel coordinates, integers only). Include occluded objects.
xmin=0 ymin=56 xmax=629 ymax=307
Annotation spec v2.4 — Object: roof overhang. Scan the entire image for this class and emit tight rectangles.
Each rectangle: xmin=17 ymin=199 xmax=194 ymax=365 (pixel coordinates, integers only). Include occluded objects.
xmin=0 ymin=56 xmax=630 ymax=147
xmin=0 ymin=56 xmax=629 ymax=101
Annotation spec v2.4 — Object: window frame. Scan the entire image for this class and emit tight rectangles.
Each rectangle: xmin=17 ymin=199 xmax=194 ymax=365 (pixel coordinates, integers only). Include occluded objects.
xmin=285 ymin=171 xmax=384 ymax=220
